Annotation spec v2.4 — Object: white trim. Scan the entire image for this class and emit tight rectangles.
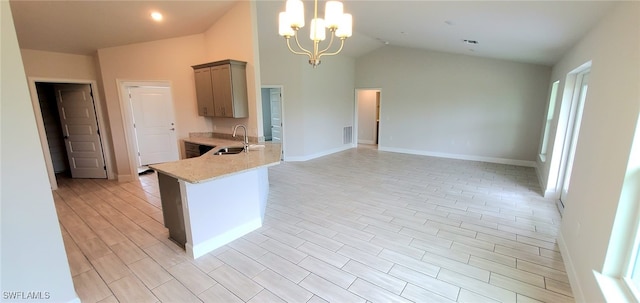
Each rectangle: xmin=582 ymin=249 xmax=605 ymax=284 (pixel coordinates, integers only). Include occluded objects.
xmin=558 ymin=232 xmax=586 ymax=303
xmin=261 ymin=85 xmax=286 ymax=161
xmin=187 ymin=219 xmax=262 ymax=259
xmin=594 ymin=271 xmax=638 ymax=303
xmin=286 ymin=145 xmax=354 ymax=162
xmin=27 ymin=77 xmax=114 ymax=189
xmin=354 ymin=88 xmax=382 ymax=148
xmin=378 ymin=146 xmax=537 ymax=167
xmin=546 ymin=62 xmax=592 ymax=202
xmin=117 ymin=80 xmax=175 ymax=181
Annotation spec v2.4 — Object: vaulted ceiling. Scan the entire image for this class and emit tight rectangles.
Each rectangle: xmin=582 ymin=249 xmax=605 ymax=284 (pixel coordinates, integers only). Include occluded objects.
xmin=10 ymin=0 xmax=617 ymax=66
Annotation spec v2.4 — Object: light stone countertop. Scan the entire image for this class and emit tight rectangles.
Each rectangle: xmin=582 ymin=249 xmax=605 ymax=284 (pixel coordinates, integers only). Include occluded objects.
xmin=150 ymin=138 xmax=281 ymax=184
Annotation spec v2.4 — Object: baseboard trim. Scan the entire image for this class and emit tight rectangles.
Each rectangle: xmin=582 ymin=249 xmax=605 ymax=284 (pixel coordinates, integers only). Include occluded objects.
xmin=286 ymin=145 xmax=354 ymax=162
xmin=186 ymin=218 xmax=262 ymax=259
xmin=557 ymin=232 xmax=586 ymax=303
xmin=377 ymin=146 xmax=537 ymax=167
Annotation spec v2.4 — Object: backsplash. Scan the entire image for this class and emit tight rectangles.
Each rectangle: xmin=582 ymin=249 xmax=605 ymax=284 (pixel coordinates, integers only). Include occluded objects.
xmin=189 ymin=132 xmax=259 ymax=143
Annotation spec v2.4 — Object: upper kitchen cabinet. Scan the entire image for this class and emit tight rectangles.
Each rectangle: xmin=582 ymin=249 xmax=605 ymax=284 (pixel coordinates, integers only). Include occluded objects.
xmin=192 ymin=60 xmax=248 ymax=118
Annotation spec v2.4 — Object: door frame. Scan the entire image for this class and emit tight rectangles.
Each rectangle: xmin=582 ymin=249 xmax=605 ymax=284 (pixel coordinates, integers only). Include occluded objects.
xmin=546 ymin=61 xmax=592 ymax=211
xmin=354 ymin=88 xmax=382 ymax=147
xmin=118 ymin=80 xmax=176 ymax=180
xmin=27 ymin=77 xmax=113 ymax=190
xmin=261 ymin=85 xmax=286 ymax=161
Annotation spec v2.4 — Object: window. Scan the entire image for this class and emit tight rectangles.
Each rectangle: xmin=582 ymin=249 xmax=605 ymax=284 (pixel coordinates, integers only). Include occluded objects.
xmin=625 ymin=221 xmax=640 ymax=298
xmin=539 ymin=81 xmax=559 ymax=162
xmin=595 ymin=108 xmax=640 ymax=302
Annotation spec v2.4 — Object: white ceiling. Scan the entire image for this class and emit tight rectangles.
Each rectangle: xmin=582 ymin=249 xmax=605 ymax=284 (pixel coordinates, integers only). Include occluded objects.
xmin=10 ymin=0 xmax=617 ymax=66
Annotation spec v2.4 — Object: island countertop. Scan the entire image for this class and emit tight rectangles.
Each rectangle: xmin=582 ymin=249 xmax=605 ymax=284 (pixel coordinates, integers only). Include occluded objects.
xmin=150 ymin=138 xmax=281 ymax=184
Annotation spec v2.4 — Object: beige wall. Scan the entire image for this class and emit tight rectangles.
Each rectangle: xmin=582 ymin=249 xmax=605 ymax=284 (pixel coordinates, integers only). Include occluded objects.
xmin=541 ymin=2 xmax=640 ymax=301
xmin=203 ymin=1 xmax=262 ymax=139
xmin=1 ymin=3 xmax=78 ymax=302
xmin=356 ymin=46 xmax=551 ymax=165
xmin=97 ymin=34 xmax=209 ymax=179
xmin=95 ymin=1 xmax=259 ymax=180
xmin=20 ymin=49 xmax=98 ymax=79
xmin=19 ymin=49 xmax=117 ymax=181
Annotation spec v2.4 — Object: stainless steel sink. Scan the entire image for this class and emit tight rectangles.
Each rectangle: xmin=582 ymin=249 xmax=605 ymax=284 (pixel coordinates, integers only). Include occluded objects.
xmin=212 ymin=146 xmax=245 ymax=155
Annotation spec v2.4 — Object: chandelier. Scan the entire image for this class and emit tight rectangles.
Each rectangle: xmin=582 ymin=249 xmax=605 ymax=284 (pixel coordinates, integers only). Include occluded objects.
xmin=278 ymin=0 xmax=352 ymax=68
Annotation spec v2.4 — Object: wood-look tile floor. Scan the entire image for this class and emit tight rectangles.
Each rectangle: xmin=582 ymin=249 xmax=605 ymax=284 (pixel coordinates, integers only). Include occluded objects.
xmin=53 ymin=146 xmax=573 ymax=303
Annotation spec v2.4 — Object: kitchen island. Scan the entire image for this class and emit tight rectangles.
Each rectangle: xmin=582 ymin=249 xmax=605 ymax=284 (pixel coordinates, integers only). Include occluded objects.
xmin=150 ymin=138 xmax=281 ymax=259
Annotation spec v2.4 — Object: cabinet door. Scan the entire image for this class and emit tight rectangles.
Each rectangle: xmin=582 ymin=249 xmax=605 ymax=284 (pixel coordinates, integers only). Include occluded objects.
xmin=211 ymin=65 xmax=233 ymax=117
xmin=157 ymin=172 xmax=186 ymax=247
xmin=194 ymin=67 xmax=214 ymax=116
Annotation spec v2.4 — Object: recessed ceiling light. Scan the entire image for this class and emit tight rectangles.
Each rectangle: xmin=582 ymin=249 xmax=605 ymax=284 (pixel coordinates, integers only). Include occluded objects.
xmin=151 ymin=12 xmax=163 ymax=22
xmin=375 ymin=38 xmax=390 ymax=45
xmin=463 ymin=39 xmax=479 ymax=45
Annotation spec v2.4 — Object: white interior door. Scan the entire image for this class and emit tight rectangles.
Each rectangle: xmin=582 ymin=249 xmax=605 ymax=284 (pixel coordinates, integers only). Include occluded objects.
xmin=129 ymin=86 xmax=179 ymax=166
xmin=270 ymin=88 xmax=282 ymax=142
xmin=560 ymin=72 xmax=590 ymax=204
xmin=54 ymin=84 xmax=107 ymax=178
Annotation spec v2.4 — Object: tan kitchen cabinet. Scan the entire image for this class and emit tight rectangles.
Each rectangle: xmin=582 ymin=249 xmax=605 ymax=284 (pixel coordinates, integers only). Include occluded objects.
xmin=184 ymin=141 xmax=200 ymax=159
xmin=192 ymin=60 xmax=248 ymax=118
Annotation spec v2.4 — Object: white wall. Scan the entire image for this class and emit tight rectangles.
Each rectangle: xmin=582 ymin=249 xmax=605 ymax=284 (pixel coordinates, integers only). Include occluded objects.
xmin=540 ymin=2 xmax=640 ymax=302
xmin=358 ymin=90 xmax=378 ymax=144
xmin=1 ymin=3 xmax=78 ymax=302
xmin=256 ymin=1 xmax=356 ymax=161
xmin=356 ymin=46 xmax=551 ymax=165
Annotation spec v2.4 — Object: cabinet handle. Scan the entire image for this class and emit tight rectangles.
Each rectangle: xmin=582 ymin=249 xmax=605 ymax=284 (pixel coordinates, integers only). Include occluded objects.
xmin=170 ymin=128 xmax=175 ymax=131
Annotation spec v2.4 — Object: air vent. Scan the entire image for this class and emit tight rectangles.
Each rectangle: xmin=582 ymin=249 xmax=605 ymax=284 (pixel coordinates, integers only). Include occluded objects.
xmin=343 ymin=126 xmax=353 ymax=144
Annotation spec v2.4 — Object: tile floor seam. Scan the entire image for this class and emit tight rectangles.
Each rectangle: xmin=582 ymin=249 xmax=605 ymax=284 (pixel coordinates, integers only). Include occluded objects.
xmin=57 ymin=146 xmax=573 ymax=303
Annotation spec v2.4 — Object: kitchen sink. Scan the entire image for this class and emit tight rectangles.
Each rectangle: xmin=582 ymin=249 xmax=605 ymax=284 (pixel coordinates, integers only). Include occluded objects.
xmin=212 ymin=146 xmax=245 ymax=155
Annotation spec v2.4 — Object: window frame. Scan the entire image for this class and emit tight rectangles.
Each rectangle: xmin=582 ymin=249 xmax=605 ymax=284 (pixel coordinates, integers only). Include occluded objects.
xmin=623 ymin=217 xmax=640 ymax=299
xmin=539 ymin=80 xmax=560 ymax=162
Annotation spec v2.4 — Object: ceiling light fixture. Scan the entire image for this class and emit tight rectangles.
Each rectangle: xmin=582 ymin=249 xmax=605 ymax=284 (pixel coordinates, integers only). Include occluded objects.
xmin=278 ymin=0 xmax=352 ymax=68
xmin=151 ymin=12 xmax=163 ymax=22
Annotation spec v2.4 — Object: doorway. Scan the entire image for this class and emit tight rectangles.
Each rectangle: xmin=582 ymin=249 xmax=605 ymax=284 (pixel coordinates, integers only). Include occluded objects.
xmin=356 ymin=89 xmax=381 ymax=147
xmin=119 ymin=82 xmax=179 ymax=175
xmin=31 ymin=81 xmax=109 ymax=189
xmin=558 ymin=70 xmax=590 ymax=208
xmin=261 ymin=86 xmax=284 ymax=159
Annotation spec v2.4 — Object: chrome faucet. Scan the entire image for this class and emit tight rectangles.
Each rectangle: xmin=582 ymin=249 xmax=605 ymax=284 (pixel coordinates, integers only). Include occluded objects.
xmin=232 ymin=124 xmax=249 ymax=152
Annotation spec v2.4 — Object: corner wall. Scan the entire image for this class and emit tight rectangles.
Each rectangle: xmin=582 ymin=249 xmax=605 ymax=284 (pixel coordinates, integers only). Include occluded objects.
xmin=543 ymin=2 xmax=640 ymax=301
xmin=96 ymin=34 xmax=210 ymax=179
xmin=1 ymin=3 xmax=79 ymax=302
xmin=256 ymin=1 xmax=356 ymax=160
xmin=355 ymin=46 xmax=551 ymax=165
xmin=203 ymin=1 xmax=263 ymax=140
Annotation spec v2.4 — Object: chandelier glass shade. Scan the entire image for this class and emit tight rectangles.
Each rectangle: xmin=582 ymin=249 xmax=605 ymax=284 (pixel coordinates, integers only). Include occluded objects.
xmin=278 ymin=0 xmax=352 ymax=67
